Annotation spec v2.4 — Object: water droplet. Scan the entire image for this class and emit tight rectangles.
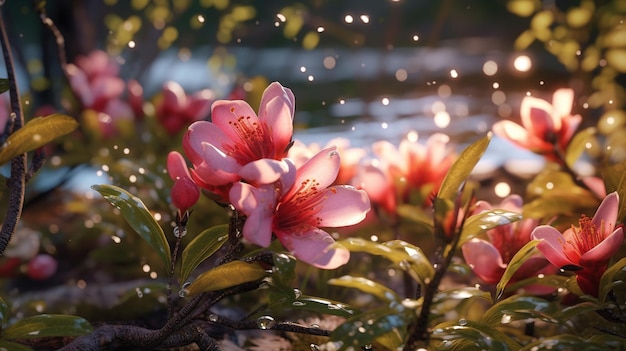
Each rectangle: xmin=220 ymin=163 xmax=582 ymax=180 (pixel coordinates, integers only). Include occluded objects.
xmin=135 ymin=287 xmax=144 ymax=298
xmin=310 ymin=344 xmax=320 ymax=351
xmin=458 ymin=318 xmax=467 ymax=326
xmin=501 ymin=314 xmax=512 ymax=324
xmin=209 ymin=314 xmax=218 ymax=322
xmin=179 ymin=282 xmax=191 ymax=297
xmin=293 ymin=288 xmax=302 ymax=299
xmin=362 ymin=344 xmax=373 ymax=350
xmin=173 ymin=226 xmax=187 ymax=238
xmin=256 ymin=315 xmax=276 ymax=329
xmin=292 ymin=301 xmax=306 ymax=306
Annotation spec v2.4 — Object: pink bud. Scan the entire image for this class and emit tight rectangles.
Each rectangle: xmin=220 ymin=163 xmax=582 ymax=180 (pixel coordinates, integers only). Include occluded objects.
xmin=172 ymin=176 xmax=200 ymax=213
xmin=27 ymin=254 xmax=58 ymax=280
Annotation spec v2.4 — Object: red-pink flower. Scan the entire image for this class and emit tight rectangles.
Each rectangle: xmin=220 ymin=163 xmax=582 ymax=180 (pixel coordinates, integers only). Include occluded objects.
xmin=167 ymin=151 xmax=200 ymax=214
xmin=229 ymin=147 xmax=370 ymax=269
xmin=492 ymin=89 xmax=582 ymax=162
xmin=182 ymin=82 xmax=294 ymax=200
xmin=66 ymin=50 xmax=125 ymax=111
xmin=155 ymin=81 xmax=214 ymax=135
xmin=531 ymin=192 xmax=624 ymax=296
xmin=462 ymin=195 xmax=556 ymax=289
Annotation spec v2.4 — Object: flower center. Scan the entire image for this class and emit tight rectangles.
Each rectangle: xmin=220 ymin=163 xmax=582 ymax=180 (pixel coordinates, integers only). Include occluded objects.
xmin=276 ymin=178 xmax=328 ymax=232
xmin=567 ymin=215 xmax=605 ymax=258
xmin=225 ymin=113 xmax=274 ymax=163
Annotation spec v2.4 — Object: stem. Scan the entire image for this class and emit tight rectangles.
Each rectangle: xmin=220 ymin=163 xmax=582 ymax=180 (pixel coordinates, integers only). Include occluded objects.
xmin=0 ymin=6 xmax=27 ymax=255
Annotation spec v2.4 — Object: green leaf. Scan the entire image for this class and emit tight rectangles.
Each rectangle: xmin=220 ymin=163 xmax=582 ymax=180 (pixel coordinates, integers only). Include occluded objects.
xmin=0 ymin=78 xmax=8 ymax=94
xmin=459 ymin=210 xmax=523 ymax=246
xmin=565 ymin=127 xmax=597 ymax=169
xmin=481 ymin=295 xmax=555 ymax=326
xmin=432 ymin=319 xmax=520 ymax=351
xmin=328 ymin=276 xmax=400 ymax=303
xmin=91 ymin=184 xmax=171 ymax=270
xmin=179 ymin=224 xmax=229 ymax=283
xmin=0 ymin=340 xmax=33 ymax=351
xmin=495 ymin=240 xmax=540 ymax=300
xmin=598 ymin=257 xmax=626 ymax=302
xmin=187 ymin=260 xmax=267 ymax=295
xmin=0 ymin=114 xmax=79 ymax=165
xmin=437 ymin=133 xmax=491 ymax=201
xmin=288 ymin=295 xmax=358 ymax=318
xmin=519 ymin=335 xmax=609 ymax=351
xmin=0 ymin=296 xmax=9 ymax=330
xmin=2 ymin=314 xmax=92 ymax=340
xmin=331 ymin=308 xmax=408 ymax=351
xmin=334 ymin=238 xmax=434 ymax=285
xmin=271 ymin=252 xmax=297 ymax=288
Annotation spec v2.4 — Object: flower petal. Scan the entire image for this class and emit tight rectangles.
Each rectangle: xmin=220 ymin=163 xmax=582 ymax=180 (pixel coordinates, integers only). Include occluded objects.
xmin=193 ymin=143 xmax=241 ymax=185
xmin=238 ymin=158 xmax=293 ymax=185
xmin=461 ymin=238 xmax=506 ymax=284
xmin=211 ymin=100 xmax=259 ymax=142
xmin=591 ymin=192 xmax=619 ymax=231
xmin=167 ymin=151 xmax=192 ymax=180
xmin=184 ymin=121 xmax=231 ymax=164
xmin=580 ymin=227 xmax=624 ymax=265
xmin=520 ymin=96 xmax=556 ymax=135
xmin=315 ymin=186 xmax=370 ymax=227
xmin=551 ymin=88 xmax=574 ymax=120
xmin=230 ymin=183 xmax=276 ymax=247
xmin=258 ymin=82 xmax=295 ymax=155
xmin=293 ymin=147 xmax=340 ymax=191
xmin=277 ymin=228 xmax=349 ymax=269
xmin=532 ymin=225 xmax=578 ymax=268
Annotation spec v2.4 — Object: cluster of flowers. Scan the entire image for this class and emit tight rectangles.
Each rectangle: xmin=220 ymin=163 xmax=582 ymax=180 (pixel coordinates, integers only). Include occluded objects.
xmin=169 ymin=81 xmax=624 ymax=298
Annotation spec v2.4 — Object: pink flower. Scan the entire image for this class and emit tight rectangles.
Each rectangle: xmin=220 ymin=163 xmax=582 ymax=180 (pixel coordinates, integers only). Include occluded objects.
xmin=167 ymin=151 xmax=200 ymax=213
xmin=462 ymin=195 xmax=556 ymax=289
xmin=66 ymin=50 xmax=125 ymax=111
xmin=352 ymin=160 xmax=397 ymax=215
xmin=492 ymin=89 xmax=582 ymax=162
xmin=229 ymin=147 xmax=371 ymax=269
xmin=155 ymin=81 xmax=214 ymax=135
xmin=182 ymin=82 xmax=294 ymax=200
xmin=531 ymin=192 xmax=624 ymax=296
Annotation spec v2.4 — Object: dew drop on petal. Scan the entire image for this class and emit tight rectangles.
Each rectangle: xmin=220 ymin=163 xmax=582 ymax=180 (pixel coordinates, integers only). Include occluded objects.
xmin=256 ymin=315 xmax=276 ymax=329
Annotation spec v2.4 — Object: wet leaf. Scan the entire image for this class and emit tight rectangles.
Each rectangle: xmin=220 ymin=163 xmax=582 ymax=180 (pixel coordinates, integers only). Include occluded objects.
xmin=565 ymin=127 xmax=597 ymax=169
xmin=598 ymin=257 xmax=626 ymax=302
xmin=287 ymin=295 xmax=358 ymax=318
xmin=0 ymin=78 xmax=8 ymax=94
xmin=2 ymin=314 xmax=92 ymax=339
xmin=179 ymin=224 xmax=229 ymax=283
xmin=482 ymin=295 xmax=555 ymax=326
xmin=331 ymin=308 xmax=407 ymax=351
xmin=271 ymin=252 xmax=297 ymax=288
xmin=334 ymin=238 xmax=434 ymax=285
xmin=328 ymin=276 xmax=399 ymax=303
xmin=0 ymin=340 xmax=33 ymax=351
xmin=496 ymin=240 xmax=540 ymax=300
xmin=437 ymin=133 xmax=491 ymax=202
xmin=0 ymin=114 xmax=79 ymax=165
xmin=187 ymin=260 xmax=267 ymax=295
xmin=432 ymin=319 xmax=520 ymax=351
xmin=459 ymin=210 xmax=522 ymax=246
xmin=519 ymin=335 xmax=609 ymax=351
xmin=91 ymin=184 xmax=171 ymax=270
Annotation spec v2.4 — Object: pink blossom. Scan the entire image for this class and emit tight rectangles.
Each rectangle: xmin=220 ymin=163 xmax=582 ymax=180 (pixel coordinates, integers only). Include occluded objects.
xmin=155 ymin=81 xmax=214 ymax=135
xmin=229 ymin=147 xmax=370 ymax=269
xmin=182 ymin=82 xmax=295 ymax=200
xmin=532 ymin=192 xmax=624 ymax=296
xmin=66 ymin=50 xmax=125 ymax=111
xmin=462 ymin=195 xmax=556 ymax=289
xmin=352 ymin=160 xmax=397 ymax=215
xmin=167 ymin=151 xmax=200 ymax=213
xmin=493 ymin=89 xmax=582 ymax=162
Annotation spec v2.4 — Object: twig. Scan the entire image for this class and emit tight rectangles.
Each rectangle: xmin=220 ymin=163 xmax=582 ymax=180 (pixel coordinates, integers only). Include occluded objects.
xmin=0 ymin=6 xmax=27 ymax=255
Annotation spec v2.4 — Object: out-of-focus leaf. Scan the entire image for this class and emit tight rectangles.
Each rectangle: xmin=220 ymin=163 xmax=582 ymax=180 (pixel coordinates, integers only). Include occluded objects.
xmin=0 ymin=340 xmax=33 ymax=351
xmin=438 ymin=134 xmax=491 ymax=202
xmin=329 ymin=276 xmax=399 ymax=303
xmin=565 ymin=127 xmax=597 ymax=169
xmin=2 ymin=314 xmax=92 ymax=339
xmin=91 ymin=184 xmax=171 ymax=270
xmin=187 ymin=260 xmax=267 ymax=295
xmin=0 ymin=78 xmax=8 ymax=94
xmin=482 ymin=295 xmax=556 ymax=326
xmin=519 ymin=335 xmax=609 ymax=351
xmin=459 ymin=210 xmax=522 ymax=246
xmin=0 ymin=296 xmax=8 ymax=330
xmin=0 ymin=114 xmax=79 ymax=165
xmin=557 ymin=302 xmax=605 ymax=322
xmin=334 ymin=238 xmax=434 ymax=285
xmin=396 ymin=204 xmax=433 ymax=229
xmin=331 ymin=308 xmax=407 ymax=351
xmin=432 ymin=319 xmax=520 ymax=351
xmin=272 ymin=252 xmax=297 ymax=288
xmin=599 ymin=257 xmax=626 ymax=302
xmin=288 ymin=295 xmax=358 ymax=318
xmin=496 ymin=240 xmax=540 ymax=300
xmin=180 ymin=224 xmax=229 ymax=283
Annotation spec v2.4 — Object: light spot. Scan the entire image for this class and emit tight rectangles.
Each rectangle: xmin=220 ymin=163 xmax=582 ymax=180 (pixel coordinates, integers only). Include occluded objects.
xmin=513 ymin=54 xmax=532 ymax=72
xmin=482 ymin=60 xmax=498 ymax=76
xmin=344 ymin=15 xmax=354 ymax=23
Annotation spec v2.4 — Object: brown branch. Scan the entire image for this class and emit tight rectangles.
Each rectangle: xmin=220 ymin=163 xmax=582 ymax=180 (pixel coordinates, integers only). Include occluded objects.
xmin=0 ymin=6 xmax=27 ymax=255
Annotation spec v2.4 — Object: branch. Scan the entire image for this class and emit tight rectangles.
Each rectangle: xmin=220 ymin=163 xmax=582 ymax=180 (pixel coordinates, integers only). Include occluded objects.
xmin=0 ymin=6 xmax=27 ymax=255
